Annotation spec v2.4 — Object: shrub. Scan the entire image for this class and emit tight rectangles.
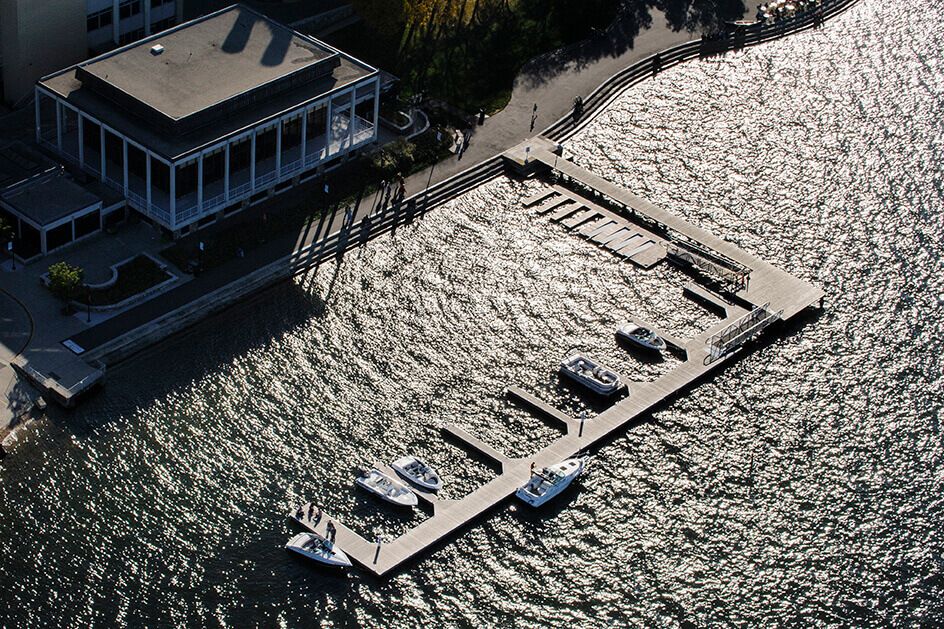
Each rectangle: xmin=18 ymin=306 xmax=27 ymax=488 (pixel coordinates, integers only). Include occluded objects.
xmin=47 ymin=261 xmax=84 ymax=303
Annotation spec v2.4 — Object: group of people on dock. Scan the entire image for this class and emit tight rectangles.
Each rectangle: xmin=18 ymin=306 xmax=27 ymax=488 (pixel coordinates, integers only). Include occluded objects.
xmin=756 ymin=0 xmax=824 ymax=22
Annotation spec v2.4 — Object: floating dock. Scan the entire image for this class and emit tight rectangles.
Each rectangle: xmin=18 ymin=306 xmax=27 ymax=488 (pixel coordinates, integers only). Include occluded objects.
xmin=290 ymin=140 xmax=823 ymax=577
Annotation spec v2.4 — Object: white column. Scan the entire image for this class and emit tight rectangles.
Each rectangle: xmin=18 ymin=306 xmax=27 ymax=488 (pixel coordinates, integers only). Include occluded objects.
xmin=347 ymin=94 xmax=355 ymax=149
xmin=326 ymin=97 xmax=333 ymax=156
xmin=146 ymin=153 xmax=152 ymax=211
xmin=78 ymin=115 xmax=85 ymax=167
xmin=224 ymin=143 xmax=230 ymax=202
xmin=169 ymin=163 xmax=176 ymax=226
xmin=276 ymin=120 xmax=282 ymax=177
xmin=56 ymin=101 xmax=63 ymax=152
xmin=373 ymin=78 xmax=381 ymax=142
xmin=122 ymin=140 xmax=129 ymax=195
xmin=300 ymin=110 xmax=308 ymax=167
xmin=100 ymin=126 xmax=106 ymax=182
xmin=250 ymin=130 xmax=257 ymax=192
xmin=197 ymin=155 xmax=204 ymax=213
xmin=112 ymin=0 xmax=120 ymax=44
xmin=34 ymin=90 xmax=41 ymax=144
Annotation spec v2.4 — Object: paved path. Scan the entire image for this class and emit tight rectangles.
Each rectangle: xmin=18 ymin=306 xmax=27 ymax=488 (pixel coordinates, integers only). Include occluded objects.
xmin=0 ymin=288 xmax=33 ymax=427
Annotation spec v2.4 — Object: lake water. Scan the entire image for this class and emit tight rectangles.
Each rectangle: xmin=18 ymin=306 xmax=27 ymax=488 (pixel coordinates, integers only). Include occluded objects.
xmin=2 ymin=0 xmax=942 ymax=625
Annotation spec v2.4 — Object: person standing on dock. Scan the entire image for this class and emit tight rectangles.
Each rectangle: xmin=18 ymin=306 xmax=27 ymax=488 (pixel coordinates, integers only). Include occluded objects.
xmin=326 ymin=520 xmax=336 ymax=542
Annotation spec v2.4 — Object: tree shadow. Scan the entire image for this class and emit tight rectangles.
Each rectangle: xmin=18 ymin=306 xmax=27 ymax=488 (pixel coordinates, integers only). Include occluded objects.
xmin=221 ymin=7 xmax=293 ymax=68
xmin=518 ymin=0 xmax=746 ymax=88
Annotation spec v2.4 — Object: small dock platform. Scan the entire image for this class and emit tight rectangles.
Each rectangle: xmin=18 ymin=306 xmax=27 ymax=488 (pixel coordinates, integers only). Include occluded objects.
xmin=441 ymin=423 xmax=512 ymax=472
xmin=525 ymin=185 xmax=669 ymax=269
xmin=506 ymin=386 xmax=575 ymax=434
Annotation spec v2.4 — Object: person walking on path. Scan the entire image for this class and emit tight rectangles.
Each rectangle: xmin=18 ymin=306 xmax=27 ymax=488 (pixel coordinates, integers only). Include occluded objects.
xmin=456 ymin=130 xmax=466 ymax=161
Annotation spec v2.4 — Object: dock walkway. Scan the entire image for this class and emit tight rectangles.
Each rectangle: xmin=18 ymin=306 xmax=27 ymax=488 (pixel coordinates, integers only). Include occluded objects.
xmin=288 ymin=146 xmax=824 ymax=577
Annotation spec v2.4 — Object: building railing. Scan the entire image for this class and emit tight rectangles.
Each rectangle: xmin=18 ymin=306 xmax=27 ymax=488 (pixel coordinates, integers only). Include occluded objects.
xmin=203 ymin=192 xmax=227 ymax=213
xmin=255 ymin=170 xmax=277 ymax=188
xmin=177 ymin=203 xmax=199 ymax=223
xmin=230 ymin=181 xmax=253 ymax=198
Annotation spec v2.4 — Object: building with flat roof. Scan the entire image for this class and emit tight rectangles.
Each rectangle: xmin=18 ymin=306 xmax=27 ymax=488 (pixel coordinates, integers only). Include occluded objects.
xmin=35 ymin=4 xmax=379 ymax=235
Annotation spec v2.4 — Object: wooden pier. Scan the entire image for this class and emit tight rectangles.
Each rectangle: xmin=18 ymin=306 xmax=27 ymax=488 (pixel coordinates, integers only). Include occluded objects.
xmin=288 ymin=142 xmax=824 ymax=577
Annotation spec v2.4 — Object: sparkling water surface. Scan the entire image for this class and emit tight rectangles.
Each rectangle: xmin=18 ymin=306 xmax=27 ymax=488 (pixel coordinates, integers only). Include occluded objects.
xmin=2 ymin=1 xmax=943 ymax=625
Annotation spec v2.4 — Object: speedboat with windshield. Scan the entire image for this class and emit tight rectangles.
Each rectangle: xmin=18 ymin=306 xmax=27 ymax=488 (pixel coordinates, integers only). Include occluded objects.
xmin=285 ymin=532 xmax=352 ymax=569
xmin=356 ymin=467 xmax=419 ymax=507
xmin=559 ymin=354 xmax=623 ymax=395
xmin=516 ymin=457 xmax=587 ymax=507
xmin=391 ymin=456 xmax=443 ymax=491
xmin=616 ymin=323 xmax=667 ymax=352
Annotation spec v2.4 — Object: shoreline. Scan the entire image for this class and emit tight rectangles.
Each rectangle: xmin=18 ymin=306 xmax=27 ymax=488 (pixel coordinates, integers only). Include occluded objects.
xmin=2 ymin=0 xmax=861 ymax=438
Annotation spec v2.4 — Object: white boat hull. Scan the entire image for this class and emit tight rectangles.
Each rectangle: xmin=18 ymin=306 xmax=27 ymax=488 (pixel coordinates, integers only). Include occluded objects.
xmin=285 ymin=532 xmax=352 ymax=568
xmin=516 ymin=457 xmax=586 ymax=507
xmin=356 ymin=468 xmax=419 ymax=507
xmin=616 ymin=324 xmax=667 ymax=352
xmin=559 ymin=354 xmax=623 ymax=395
xmin=391 ymin=456 xmax=443 ymax=491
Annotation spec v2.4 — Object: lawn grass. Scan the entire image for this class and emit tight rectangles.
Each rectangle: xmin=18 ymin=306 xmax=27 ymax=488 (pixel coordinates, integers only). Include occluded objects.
xmin=79 ymin=255 xmax=172 ymax=307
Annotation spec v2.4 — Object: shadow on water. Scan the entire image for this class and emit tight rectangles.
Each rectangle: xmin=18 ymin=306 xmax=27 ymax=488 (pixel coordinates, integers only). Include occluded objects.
xmin=49 ymin=279 xmax=331 ymax=438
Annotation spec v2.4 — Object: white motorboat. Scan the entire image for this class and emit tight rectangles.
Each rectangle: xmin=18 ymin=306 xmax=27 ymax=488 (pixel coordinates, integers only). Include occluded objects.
xmin=616 ymin=323 xmax=667 ymax=352
xmin=356 ymin=467 xmax=419 ymax=507
xmin=559 ymin=354 xmax=623 ymax=395
xmin=516 ymin=457 xmax=587 ymax=507
xmin=391 ymin=456 xmax=443 ymax=492
xmin=285 ymin=532 xmax=352 ymax=569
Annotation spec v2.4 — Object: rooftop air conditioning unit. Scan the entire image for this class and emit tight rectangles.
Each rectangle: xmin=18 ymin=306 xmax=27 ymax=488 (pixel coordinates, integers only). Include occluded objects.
xmin=150 ymin=44 xmax=165 ymax=56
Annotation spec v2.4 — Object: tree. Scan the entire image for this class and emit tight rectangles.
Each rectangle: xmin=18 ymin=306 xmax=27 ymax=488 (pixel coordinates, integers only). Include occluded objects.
xmin=47 ymin=261 xmax=84 ymax=306
xmin=0 ymin=216 xmax=12 ymax=244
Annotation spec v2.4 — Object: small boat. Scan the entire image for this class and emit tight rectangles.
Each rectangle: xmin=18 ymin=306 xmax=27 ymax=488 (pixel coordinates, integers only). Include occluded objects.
xmin=616 ymin=323 xmax=667 ymax=352
xmin=516 ymin=457 xmax=587 ymax=507
xmin=391 ymin=456 xmax=442 ymax=491
xmin=285 ymin=532 xmax=352 ymax=569
xmin=356 ymin=467 xmax=418 ymax=507
xmin=559 ymin=354 xmax=623 ymax=395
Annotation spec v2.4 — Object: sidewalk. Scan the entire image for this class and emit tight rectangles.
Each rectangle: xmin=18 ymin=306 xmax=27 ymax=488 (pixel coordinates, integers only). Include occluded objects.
xmin=2 ymin=4 xmax=752 ymax=422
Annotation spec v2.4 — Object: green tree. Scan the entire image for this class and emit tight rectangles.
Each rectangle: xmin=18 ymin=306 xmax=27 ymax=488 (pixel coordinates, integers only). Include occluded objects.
xmin=47 ymin=261 xmax=84 ymax=305
xmin=0 ymin=216 xmax=12 ymax=244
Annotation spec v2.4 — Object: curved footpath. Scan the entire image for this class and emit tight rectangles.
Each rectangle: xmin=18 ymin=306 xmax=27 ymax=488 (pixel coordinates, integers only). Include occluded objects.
xmin=9 ymin=0 xmax=861 ymax=421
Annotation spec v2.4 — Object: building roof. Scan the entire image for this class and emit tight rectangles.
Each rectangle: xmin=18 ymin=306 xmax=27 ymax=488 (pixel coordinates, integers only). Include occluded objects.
xmin=77 ymin=5 xmax=337 ymax=122
xmin=38 ymin=4 xmax=377 ymax=161
xmin=0 ymin=142 xmax=57 ymax=190
xmin=1 ymin=171 xmax=101 ymax=228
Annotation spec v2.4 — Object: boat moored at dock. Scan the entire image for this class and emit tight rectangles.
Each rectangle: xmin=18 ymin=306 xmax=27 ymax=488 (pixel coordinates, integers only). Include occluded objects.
xmin=616 ymin=324 xmax=667 ymax=352
xmin=559 ymin=354 xmax=623 ymax=395
xmin=285 ymin=532 xmax=352 ymax=569
xmin=356 ymin=467 xmax=419 ymax=507
xmin=391 ymin=456 xmax=443 ymax=491
xmin=516 ymin=457 xmax=587 ymax=507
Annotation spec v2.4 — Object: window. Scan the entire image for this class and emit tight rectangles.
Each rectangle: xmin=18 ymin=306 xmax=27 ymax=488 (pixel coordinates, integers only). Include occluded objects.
xmin=151 ymin=17 xmax=176 ymax=33
xmin=118 ymin=0 xmax=142 ymax=20
xmin=150 ymin=0 xmax=174 ymax=8
xmin=118 ymin=28 xmax=145 ymax=45
xmin=86 ymin=8 xmax=113 ymax=33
